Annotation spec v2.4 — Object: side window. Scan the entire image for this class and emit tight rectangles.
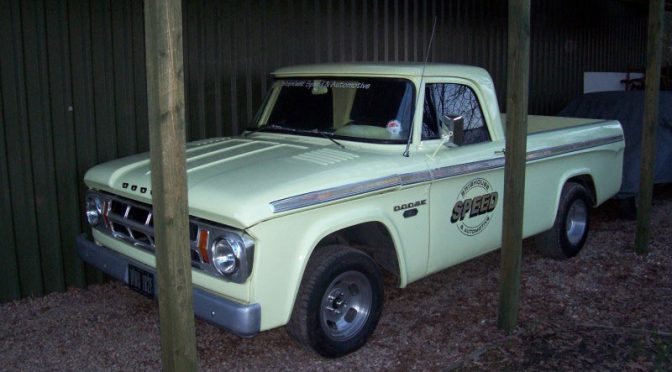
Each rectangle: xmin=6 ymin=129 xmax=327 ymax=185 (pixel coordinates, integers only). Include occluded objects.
xmin=422 ymin=83 xmax=491 ymax=145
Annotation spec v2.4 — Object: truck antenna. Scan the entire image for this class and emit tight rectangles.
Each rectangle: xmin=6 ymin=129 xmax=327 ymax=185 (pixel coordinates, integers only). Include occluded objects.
xmin=403 ymin=16 xmax=438 ymax=158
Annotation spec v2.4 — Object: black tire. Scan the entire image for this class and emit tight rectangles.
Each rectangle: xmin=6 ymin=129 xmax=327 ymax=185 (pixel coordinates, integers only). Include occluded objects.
xmin=535 ymin=182 xmax=592 ymax=259
xmin=287 ymin=245 xmax=384 ymax=358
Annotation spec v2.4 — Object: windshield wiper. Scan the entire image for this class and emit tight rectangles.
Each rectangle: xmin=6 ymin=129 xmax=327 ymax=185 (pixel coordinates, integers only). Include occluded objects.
xmin=319 ymin=132 xmax=346 ymax=149
xmin=243 ymin=124 xmax=282 ymax=137
xmin=245 ymin=126 xmax=345 ymax=149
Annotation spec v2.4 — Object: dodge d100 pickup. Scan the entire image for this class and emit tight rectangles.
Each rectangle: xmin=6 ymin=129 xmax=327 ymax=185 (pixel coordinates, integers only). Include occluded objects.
xmin=77 ymin=63 xmax=624 ymax=357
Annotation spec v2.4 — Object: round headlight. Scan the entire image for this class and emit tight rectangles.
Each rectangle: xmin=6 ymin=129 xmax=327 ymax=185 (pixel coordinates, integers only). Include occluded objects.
xmin=85 ymin=194 xmax=104 ymax=226
xmin=211 ymin=238 xmax=240 ymax=275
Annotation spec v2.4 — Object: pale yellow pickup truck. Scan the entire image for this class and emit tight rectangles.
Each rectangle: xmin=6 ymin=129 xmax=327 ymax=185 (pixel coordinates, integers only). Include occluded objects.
xmin=77 ymin=64 xmax=624 ymax=357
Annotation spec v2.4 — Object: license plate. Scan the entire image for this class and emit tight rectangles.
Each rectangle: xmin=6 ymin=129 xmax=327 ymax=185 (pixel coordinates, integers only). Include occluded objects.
xmin=128 ymin=264 xmax=154 ymax=298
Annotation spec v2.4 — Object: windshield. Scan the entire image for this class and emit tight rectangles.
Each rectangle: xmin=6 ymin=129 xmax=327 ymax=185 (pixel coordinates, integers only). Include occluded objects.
xmin=257 ymin=77 xmax=415 ymax=143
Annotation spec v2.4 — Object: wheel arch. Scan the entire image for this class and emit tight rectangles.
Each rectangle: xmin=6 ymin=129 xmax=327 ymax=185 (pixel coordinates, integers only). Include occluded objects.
xmin=285 ymin=215 xmax=405 ymax=325
xmin=313 ymin=221 xmax=402 ymax=281
xmin=296 ymin=211 xmax=407 ymax=290
xmin=535 ymin=175 xmax=594 ymax=259
xmin=532 ymin=170 xmax=595 ymax=238
xmin=554 ymin=169 xmax=596 ymax=212
xmin=251 ymin=207 xmax=409 ymax=329
xmin=566 ymin=173 xmax=596 ymax=206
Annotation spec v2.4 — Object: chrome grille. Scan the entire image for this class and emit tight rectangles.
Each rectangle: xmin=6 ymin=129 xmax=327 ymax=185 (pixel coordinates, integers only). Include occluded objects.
xmin=108 ymin=198 xmax=155 ymax=249
xmin=87 ymin=190 xmax=255 ymax=283
xmin=100 ymin=195 xmax=206 ymax=264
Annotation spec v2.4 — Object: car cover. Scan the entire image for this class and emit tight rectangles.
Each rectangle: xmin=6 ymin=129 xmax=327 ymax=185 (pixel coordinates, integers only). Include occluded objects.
xmin=559 ymin=91 xmax=672 ymax=197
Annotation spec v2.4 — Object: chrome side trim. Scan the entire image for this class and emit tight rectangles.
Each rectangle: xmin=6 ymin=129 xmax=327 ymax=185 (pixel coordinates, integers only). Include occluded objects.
xmin=270 ymin=171 xmax=432 ymax=213
xmin=431 ymin=157 xmax=505 ymax=181
xmin=430 ymin=134 xmax=623 ymax=181
xmin=525 ymin=134 xmax=624 ymax=162
xmin=270 ymin=175 xmax=402 ymax=213
xmin=399 ymin=170 xmax=433 ymax=185
xmin=269 ymin=134 xmax=624 ymax=213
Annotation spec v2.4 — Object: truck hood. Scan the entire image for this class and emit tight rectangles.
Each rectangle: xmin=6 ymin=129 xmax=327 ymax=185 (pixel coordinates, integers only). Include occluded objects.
xmin=84 ymin=135 xmax=417 ymax=228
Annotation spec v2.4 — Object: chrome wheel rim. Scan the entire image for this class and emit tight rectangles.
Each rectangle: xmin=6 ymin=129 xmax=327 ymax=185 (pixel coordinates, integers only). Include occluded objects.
xmin=320 ymin=270 xmax=372 ymax=341
xmin=565 ymin=198 xmax=588 ymax=246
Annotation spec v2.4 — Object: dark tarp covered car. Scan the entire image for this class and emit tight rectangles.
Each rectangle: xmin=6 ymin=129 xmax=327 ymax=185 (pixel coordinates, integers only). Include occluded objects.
xmin=559 ymin=91 xmax=672 ymax=197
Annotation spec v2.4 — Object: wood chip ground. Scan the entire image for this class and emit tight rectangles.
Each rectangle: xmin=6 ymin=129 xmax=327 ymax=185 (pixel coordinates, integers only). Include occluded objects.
xmin=2 ymin=185 xmax=671 ymax=370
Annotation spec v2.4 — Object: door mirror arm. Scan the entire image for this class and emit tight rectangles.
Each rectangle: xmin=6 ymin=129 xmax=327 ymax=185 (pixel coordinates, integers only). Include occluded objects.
xmin=428 ymin=114 xmax=464 ymax=159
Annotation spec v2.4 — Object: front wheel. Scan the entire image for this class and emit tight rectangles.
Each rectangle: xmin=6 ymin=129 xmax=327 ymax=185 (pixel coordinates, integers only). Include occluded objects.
xmin=535 ymin=182 xmax=592 ymax=259
xmin=287 ymin=245 xmax=383 ymax=358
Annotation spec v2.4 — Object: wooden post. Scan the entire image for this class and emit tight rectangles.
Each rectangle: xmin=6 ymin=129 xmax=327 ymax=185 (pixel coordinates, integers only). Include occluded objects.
xmin=144 ymin=0 xmax=198 ymax=370
xmin=635 ymin=0 xmax=665 ymax=255
xmin=497 ymin=0 xmax=530 ymax=333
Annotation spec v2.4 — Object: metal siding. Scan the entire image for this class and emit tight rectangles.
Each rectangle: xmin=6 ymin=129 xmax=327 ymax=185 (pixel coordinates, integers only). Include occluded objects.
xmin=21 ymin=0 xmax=66 ymax=294
xmin=2 ymin=0 xmax=44 ymax=298
xmin=132 ymin=0 xmax=149 ymax=153
xmin=0 ymin=0 xmax=151 ymax=300
xmin=180 ymin=0 xmax=647 ymax=135
xmin=0 ymin=42 xmax=21 ymax=301
xmin=44 ymin=0 xmax=87 ymax=290
xmin=0 ymin=0 xmax=648 ymax=302
xmin=67 ymin=0 xmax=100 ymax=285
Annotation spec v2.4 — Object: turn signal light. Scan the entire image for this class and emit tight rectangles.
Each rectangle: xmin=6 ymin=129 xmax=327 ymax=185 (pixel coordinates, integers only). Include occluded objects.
xmin=198 ymin=229 xmax=210 ymax=263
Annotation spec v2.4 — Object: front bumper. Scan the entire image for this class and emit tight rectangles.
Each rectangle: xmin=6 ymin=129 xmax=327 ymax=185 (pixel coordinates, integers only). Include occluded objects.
xmin=76 ymin=234 xmax=260 ymax=337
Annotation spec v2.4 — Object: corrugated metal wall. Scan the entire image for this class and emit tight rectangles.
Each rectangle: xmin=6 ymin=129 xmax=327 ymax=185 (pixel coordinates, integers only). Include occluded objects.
xmin=0 ymin=0 xmax=648 ymax=302
xmin=0 ymin=0 xmax=148 ymax=300
xmin=182 ymin=0 xmax=648 ymax=138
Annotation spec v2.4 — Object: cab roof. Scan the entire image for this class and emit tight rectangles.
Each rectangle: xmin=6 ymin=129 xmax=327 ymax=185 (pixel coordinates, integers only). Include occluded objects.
xmin=271 ymin=63 xmax=492 ymax=83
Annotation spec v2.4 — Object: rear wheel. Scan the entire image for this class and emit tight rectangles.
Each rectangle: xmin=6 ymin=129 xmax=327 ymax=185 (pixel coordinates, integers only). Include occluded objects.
xmin=535 ymin=182 xmax=592 ymax=259
xmin=287 ymin=245 xmax=383 ymax=358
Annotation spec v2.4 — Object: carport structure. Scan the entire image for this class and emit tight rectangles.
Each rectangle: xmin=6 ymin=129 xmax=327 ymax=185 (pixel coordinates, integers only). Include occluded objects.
xmin=0 ymin=0 xmax=668 ymax=368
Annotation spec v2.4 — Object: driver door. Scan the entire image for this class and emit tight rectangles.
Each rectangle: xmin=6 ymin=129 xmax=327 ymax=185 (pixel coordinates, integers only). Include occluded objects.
xmin=423 ymin=81 xmax=505 ymax=274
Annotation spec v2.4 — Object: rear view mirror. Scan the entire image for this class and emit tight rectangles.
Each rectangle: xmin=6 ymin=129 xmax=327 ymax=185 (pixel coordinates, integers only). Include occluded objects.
xmin=311 ymin=80 xmax=328 ymax=95
xmin=440 ymin=114 xmax=464 ymax=146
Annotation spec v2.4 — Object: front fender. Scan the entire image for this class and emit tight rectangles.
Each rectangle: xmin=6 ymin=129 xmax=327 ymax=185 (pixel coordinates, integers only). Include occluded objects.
xmin=247 ymin=185 xmax=430 ymax=331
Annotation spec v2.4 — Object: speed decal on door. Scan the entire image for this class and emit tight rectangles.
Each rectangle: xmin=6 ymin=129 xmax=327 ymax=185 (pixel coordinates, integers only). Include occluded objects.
xmin=451 ymin=178 xmax=498 ymax=236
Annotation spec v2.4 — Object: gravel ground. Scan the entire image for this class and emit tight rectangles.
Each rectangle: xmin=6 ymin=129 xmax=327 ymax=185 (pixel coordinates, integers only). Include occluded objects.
xmin=1 ymin=185 xmax=671 ymax=371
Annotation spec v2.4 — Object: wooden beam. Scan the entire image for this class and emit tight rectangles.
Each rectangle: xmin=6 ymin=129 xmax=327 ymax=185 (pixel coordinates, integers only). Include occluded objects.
xmin=634 ymin=0 xmax=664 ymax=255
xmin=497 ymin=0 xmax=530 ymax=333
xmin=144 ymin=0 xmax=198 ymax=370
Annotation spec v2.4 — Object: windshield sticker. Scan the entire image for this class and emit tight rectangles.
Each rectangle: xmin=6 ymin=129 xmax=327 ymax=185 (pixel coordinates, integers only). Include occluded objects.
xmin=279 ymin=80 xmax=371 ymax=89
xmin=451 ymin=178 xmax=498 ymax=236
xmin=386 ymin=120 xmax=401 ymax=136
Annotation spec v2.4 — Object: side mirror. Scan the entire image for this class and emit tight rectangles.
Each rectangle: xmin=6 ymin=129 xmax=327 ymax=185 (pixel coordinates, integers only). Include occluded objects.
xmin=440 ymin=114 xmax=464 ymax=146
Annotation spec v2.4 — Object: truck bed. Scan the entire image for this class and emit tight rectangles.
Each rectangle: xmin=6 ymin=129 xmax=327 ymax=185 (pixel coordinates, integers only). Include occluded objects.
xmin=500 ymin=114 xmax=604 ymax=134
